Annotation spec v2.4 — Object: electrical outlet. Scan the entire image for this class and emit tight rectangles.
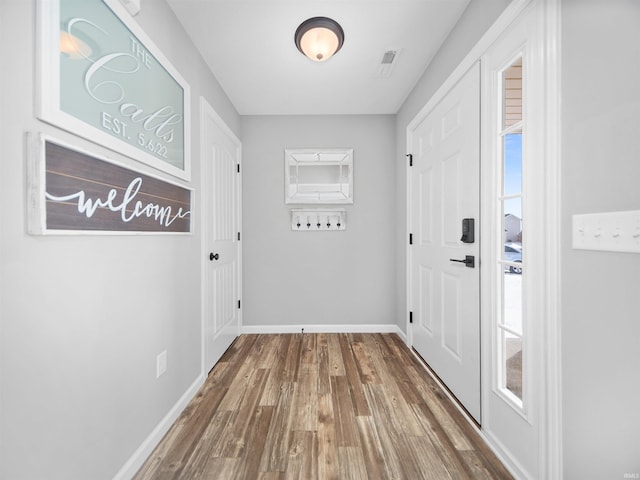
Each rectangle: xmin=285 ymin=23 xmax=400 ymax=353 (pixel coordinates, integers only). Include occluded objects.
xmin=156 ymin=350 xmax=167 ymax=378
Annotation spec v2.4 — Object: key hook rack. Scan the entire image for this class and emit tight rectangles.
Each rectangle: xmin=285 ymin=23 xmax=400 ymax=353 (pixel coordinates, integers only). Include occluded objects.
xmin=291 ymin=208 xmax=346 ymax=231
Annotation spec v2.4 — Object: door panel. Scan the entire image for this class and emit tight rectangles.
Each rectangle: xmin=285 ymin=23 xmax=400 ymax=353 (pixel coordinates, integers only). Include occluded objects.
xmin=419 ymin=265 xmax=433 ymax=334
xmin=212 ymin=262 xmax=236 ymax=333
xmin=202 ymin=99 xmax=241 ymax=373
xmin=442 ymin=273 xmax=461 ymax=359
xmin=419 ymin=169 xmax=433 ymax=244
xmin=213 ymin=146 xmax=236 ymax=242
xmin=410 ymin=62 xmax=481 ymax=423
xmin=442 ymin=153 xmax=461 ymax=245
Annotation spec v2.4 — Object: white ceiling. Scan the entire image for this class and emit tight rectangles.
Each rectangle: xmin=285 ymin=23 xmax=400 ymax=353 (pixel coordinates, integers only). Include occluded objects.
xmin=165 ymin=0 xmax=470 ymax=115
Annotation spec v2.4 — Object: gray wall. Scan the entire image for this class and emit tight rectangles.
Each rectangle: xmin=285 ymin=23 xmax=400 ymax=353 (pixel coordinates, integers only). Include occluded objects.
xmin=0 ymin=1 xmax=239 ymax=479
xmin=561 ymin=1 xmax=640 ymax=478
xmin=394 ymin=0 xmax=512 ymax=332
xmin=241 ymin=115 xmax=396 ymax=328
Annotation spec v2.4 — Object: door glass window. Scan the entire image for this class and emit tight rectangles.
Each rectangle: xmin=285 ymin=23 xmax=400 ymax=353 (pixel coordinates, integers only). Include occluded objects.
xmin=498 ymin=57 xmax=524 ymax=405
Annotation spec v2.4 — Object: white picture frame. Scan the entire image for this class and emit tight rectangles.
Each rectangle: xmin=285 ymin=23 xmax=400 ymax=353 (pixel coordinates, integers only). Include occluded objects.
xmin=36 ymin=0 xmax=191 ymax=181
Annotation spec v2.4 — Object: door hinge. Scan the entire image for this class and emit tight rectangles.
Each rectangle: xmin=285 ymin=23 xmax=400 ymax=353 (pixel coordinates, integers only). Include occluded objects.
xmin=236 ymin=164 xmax=240 ymax=173
xmin=237 ymin=232 xmax=241 ymax=241
xmin=409 ymin=233 xmax=413 ymax=245
xmin=406 ymin=153 xmax=413 ymax=167
xmin=409 ymin=311 xmax=413 ymax=324
xmin=237 ymin=300 xmax=241 ymax=309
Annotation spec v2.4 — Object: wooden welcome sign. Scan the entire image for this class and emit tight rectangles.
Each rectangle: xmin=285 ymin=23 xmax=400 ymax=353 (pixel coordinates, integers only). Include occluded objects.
xmin=27 ymin=135 xmax=192 ymax=234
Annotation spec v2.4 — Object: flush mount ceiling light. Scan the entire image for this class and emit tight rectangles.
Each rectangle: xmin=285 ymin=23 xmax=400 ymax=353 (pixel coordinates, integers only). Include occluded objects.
xmin=294 ymin=17 xmax=344 ymax=62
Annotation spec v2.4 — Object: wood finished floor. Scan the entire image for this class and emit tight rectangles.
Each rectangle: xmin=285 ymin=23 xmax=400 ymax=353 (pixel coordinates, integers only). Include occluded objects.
xmin=133 ymin=333 xmax=513 ymax=480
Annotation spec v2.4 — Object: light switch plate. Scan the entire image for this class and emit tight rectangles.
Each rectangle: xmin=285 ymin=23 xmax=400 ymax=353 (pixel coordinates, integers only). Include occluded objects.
xmin=572 ymin=210 xmax=640 ymax=253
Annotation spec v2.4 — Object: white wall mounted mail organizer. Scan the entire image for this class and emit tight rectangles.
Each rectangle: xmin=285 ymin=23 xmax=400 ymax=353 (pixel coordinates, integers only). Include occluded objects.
xmin=285 ymin=148 xmax=353 ymax=204
xmin=291 ymin=209 xmax=346 ymax=231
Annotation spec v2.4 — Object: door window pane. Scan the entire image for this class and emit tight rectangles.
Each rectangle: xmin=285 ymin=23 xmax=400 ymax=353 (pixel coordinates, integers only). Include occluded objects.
xmin=503 ymin=133 xmax=522 ymax=196
xmin=502 ymin=197 xmax=522 ymax=246
xmin=503 ymin=331 xmax=523 ymax=400
xmin=502 ymin=270 xmax=522 ymax=333
xmin=502 ymin=58 xmax=522 ymax=129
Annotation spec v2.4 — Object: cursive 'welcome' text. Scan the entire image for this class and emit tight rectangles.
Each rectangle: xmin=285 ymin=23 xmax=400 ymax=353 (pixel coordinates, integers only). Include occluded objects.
xmin=46 ymin=177 xmax=190 ymax=228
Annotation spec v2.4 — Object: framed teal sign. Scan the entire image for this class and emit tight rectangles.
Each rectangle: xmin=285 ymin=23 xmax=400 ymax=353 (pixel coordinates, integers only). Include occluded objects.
xmin=37 ymin=0 xmax=191 ymax=180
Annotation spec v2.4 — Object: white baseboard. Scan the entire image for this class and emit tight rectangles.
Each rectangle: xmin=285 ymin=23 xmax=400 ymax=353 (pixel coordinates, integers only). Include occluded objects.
xmin=113 ymin=373 xmax=205 ymax=480
xmin=481 ymin=429 xmax=531 ymax=480
xmin=241 ymin=323 xmax=404 ymax=336
xmin=394 ymin=327 xmax=408 ymax=343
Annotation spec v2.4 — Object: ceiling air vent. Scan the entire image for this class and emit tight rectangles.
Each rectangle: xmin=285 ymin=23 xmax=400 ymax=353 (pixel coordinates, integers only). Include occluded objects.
xmin=376 ymin=49 xmax=400 ymax=78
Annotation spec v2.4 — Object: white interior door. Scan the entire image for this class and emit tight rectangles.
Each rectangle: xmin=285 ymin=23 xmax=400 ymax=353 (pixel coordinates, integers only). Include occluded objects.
xmin=201 ymin=98 xmax=241 ymax=373
xmin=409 ymin=62 xmax=481 ymax=423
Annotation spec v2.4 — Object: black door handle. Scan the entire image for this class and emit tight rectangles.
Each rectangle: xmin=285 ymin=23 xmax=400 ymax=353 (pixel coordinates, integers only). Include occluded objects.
xmin=209 ymin=252 xmax=219 ymax=261
xmin=449 ymin=255 xmax=475 ymax=268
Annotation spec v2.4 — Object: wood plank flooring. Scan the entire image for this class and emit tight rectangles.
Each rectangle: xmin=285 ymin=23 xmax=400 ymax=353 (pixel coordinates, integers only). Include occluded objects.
xmin=133 ymin=333 xmax=513 ymax=480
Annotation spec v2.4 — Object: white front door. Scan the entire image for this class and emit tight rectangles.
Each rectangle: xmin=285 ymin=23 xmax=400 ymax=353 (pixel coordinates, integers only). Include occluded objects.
xmin=409 ymin=62 xmax=481 ymax=423
xmin=201 ymin=98 xmax=242 ymax=372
